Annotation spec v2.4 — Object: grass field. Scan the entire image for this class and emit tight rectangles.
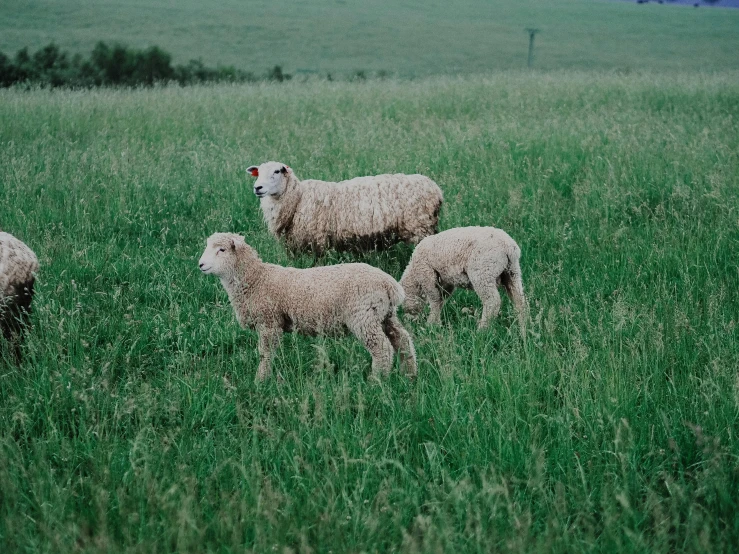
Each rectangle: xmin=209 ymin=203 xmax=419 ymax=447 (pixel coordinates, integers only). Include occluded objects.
xmin=2 ymin=0 xmax=739 ymax=76
xmin=1 ymin=72 xmax=739 ymax=552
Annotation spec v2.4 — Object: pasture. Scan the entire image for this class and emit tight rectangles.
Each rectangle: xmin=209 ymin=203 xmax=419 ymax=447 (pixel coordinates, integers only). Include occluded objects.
xmin=2 ymin=0 xmax=739 ymax=76
xmin=1 ymin=72 xmax=739 ymax=552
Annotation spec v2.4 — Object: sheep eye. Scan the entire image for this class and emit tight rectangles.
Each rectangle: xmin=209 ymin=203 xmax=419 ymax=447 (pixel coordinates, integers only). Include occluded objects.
xmin=274 ymin=170 xmax=280 ymax=174
xmin=218 ymin=248 xmax=225 ymax=253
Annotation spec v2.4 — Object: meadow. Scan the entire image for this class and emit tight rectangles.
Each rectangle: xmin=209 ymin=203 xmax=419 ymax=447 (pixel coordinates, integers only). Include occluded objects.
xmin=1 ymin=72 xmax=739 ymax=552
xmin=2 ymin=0 xmax=739 ymax=76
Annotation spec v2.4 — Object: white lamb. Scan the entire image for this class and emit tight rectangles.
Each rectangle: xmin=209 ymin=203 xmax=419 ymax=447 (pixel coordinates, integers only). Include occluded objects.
xmin=0 ymin=232 xmax=39 ymax=361
xmin=245 ymin=162 xmax=443 ymax=254
xmin=198 ymin=232 xmax=417 ymax=380
xmin=400 ymin=226 xmax=527 ymax=332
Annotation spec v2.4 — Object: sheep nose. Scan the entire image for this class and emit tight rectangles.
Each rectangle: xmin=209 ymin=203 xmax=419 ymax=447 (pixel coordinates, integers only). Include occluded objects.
xmin=254 ymin=185 xmax=263 ymax=193
xmin=199 ymin=263 xmax=204 ymax=268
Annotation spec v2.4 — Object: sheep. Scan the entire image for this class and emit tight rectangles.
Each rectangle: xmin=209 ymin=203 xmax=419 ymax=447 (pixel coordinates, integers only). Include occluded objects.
xmin=400 ymin=226 xmax=527 ymax=332
xmin=198 ymin=233 xmax=417 ymax=381
xmin=0 ymin=232 xmax=39 ymax=361
xmin=245 ymin=162 xmax=443 ymax=254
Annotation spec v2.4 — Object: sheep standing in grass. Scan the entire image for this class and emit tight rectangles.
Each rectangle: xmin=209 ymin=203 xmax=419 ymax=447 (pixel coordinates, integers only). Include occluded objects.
xmin=0 ymin=232 xmax=39 ymax=361
xmin=400 ymin=227 xmax=527 ymax=332
xmin=246 ymin=162 xmax=443 ymax=254
xmin=199 ymin=233 xmax=417 ymax=380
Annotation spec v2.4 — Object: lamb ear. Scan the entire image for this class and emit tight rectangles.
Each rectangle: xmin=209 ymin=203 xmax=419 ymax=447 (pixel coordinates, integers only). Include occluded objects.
xmin=247 ymin=165 xmax=259 ymax=177
xmin=231 ymin=235 xmax=247 ymax=251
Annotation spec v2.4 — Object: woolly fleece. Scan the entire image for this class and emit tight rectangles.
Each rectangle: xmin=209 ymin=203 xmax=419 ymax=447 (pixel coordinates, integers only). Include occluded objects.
xmin=247 ymin=161 xmax=443 ymax=254
xmin=0 ymin=232 xmax=39 ymax=360
xmin=199 ymin=232 xmax=417 ymax=380
xmin=400 ymin=226 xmax=527 ymax=331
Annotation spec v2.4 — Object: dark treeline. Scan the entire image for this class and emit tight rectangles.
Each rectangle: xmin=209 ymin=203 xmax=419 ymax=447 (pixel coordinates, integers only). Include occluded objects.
xmin=0 ymin=42 xmax=292 ymax=88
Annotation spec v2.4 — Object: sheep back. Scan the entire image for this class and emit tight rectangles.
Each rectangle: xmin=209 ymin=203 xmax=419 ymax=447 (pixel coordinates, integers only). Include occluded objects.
xmin=287 ymin=173 xmax=442 ymax=252
xmin=234 ymin=261 xmax=404 ymax=336
xmin=402 ymin=226 xmax=521 ymax=292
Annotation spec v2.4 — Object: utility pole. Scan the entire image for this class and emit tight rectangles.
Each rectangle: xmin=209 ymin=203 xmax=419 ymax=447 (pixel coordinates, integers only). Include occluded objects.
xmin=525 ymin=28 xmax=540 ymax=69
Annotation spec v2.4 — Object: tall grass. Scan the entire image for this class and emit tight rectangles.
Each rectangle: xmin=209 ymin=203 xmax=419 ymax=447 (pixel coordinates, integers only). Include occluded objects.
xmin=1 ymin=72 xmax=738 ymax=552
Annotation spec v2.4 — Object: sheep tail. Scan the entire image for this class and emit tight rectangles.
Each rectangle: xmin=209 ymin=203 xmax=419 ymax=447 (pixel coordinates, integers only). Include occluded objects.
xmin=385 ymin=278 xmax=405 ymax=308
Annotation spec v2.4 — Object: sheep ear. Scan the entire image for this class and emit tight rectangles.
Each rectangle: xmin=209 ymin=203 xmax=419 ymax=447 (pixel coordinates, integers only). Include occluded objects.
xmin=231 ymin=236 xmax=248 ymax=251
xmin=247 ymin=165 xmax=259 ymax=177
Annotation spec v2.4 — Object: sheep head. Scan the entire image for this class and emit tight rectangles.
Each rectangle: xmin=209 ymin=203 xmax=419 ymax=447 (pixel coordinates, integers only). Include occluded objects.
xmin=399 ymin=272 xmax=425 ymax=318
xmin=247 ymin=161 xmax=291 ymax=198
xmin=199 ymin=233 xmax=257 ymax=277
xmin=401 ymin=290 xmax=425 ymax=318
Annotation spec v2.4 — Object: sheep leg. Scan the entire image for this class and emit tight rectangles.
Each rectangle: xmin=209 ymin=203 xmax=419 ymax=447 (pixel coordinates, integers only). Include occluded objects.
xmin=1 ymin=322 xmax=20 ymax=363
xmin=421 ymin=277 xmax=447 ymax=326
xmin=351 ymin=320 xmax=395 ymax=377
xmin=408 ymin=232 xmax=428 ymax=246
xmin=408 ymin=264 xmax=444 ymax=325
xmin=256 ymin=326 xmax=282 ymax=381
xmin=1 ymin=294 xmax=32 ymax=364
xmin=1 ymin=325 xmax=25 ymax=364
xmin=501 ymin=265 xmax=528 ymax=336
xmin=468 ymin=270 xmax=502 ymax=330
xmin=8 ymin=328 xmax=23 ymax=363
xmin=383 ymin=314 xmax=418 ymax=378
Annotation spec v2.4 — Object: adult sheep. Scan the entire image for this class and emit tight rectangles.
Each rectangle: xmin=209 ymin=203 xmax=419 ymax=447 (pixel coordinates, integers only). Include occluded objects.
xmin=0 ymin=232 xmax=39 ymax=361
xmin=246 ymin=162 xmax=443 ymax=254
xmin=400 ymin=226 xmax=527 ymax=332
xmin=198 ymin=233 xmax=417 ymax=381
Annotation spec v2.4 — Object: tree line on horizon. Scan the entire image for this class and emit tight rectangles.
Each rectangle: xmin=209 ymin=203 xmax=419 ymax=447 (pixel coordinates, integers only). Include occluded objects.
xmin=0 ymin=42 xmax=292 ymax=88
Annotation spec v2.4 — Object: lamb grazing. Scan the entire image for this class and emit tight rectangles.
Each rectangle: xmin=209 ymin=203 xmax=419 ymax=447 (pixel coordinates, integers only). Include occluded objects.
xmin=400 ymin=226 xmax=527 ymax=332
xmin=0 ymin=232 xmax=39 ymax=361
xmin=245 ymin=162 xmax=443 ymax=254
xmin=198 ymin=233 xmax=417 ymax=381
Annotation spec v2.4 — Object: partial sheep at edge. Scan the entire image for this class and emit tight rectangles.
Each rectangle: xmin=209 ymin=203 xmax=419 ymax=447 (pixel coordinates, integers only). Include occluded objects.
xmin=0 ymin=231 xmax=39 ymax=362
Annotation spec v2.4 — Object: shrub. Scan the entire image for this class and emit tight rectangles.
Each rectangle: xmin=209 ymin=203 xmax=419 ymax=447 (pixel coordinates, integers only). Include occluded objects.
xmin=0 ymin=42 xmax=282 ymax=88
xmin=267 ymin=65 xmax=291 ymax=82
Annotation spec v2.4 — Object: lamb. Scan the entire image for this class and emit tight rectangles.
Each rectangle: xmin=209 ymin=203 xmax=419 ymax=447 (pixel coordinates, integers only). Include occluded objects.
xmin=400 ymin=226 xmax=527 ymax=332
xmin=0 ymin=232 xmax=39 ymax=361
xmin=245 ymin=162 xmax=443 ymax=254
xmin=198 ymin=232 xmax=417 ymax=381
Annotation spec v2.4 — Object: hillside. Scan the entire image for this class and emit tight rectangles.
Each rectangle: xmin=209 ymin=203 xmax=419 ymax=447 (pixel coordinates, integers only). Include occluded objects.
xmin=1 ymin=0 xmax=738 ymax=76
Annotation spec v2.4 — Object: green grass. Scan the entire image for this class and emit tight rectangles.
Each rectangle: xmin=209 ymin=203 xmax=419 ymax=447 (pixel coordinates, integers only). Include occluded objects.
xmin=1 ymin=0 xmax=738 ymax=76
xmin=1 ymin=72 xmax=739 ymax=552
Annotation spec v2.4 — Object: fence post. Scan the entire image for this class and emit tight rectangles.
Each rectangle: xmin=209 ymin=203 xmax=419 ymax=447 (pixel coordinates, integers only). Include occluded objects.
xmin=525 ymin=28 xmax=540 ymax=68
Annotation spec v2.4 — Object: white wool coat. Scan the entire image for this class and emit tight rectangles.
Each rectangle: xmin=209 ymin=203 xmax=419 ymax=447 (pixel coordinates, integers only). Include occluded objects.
xmin=400 ymin=226 xmax=527 ymax=331
xmin=199 ymin=233 xmax=417 ymax=379
xmin=0 ymin=232 xmax=39 ymax=355
xmin=248 ymin=162 xmax=443 ymax=253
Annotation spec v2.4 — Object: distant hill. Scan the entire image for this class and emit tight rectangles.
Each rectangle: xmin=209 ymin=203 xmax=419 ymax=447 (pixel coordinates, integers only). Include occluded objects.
xmin=681 ymin=0 xmax=739 ymax=6
xmin=1 ymin=0 xmax=738 ymax=76
xmin=613 ymin=0 xmax=739 ymax=7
